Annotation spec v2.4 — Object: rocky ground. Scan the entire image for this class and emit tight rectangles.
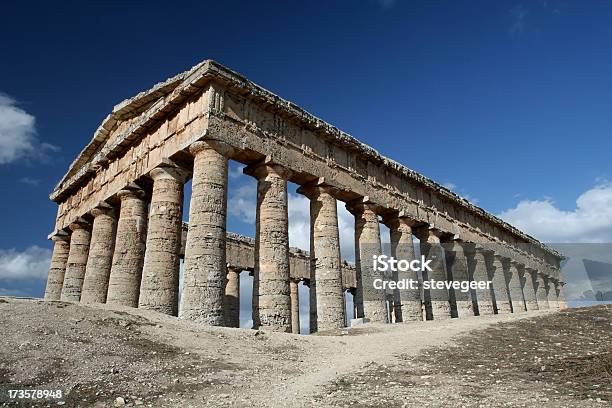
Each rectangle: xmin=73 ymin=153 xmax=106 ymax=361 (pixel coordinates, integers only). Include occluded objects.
xmin=0 ymin=297 xmax=609 ymax=408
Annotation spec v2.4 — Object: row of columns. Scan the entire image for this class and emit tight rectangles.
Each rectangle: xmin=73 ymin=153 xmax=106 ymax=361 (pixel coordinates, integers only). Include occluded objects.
xmin=341 ymin=204 xmax=566 ymax=323
xmin=45 ymin=139 xmax=566 ymax=333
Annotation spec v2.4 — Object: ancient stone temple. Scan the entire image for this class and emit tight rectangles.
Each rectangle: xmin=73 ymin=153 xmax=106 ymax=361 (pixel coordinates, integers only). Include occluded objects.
xmin=44 ymin=60 xmax=567 ymax=333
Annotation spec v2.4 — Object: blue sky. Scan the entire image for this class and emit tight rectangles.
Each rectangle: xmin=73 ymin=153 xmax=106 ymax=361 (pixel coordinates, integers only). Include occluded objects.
xmin=1 ymin=0 xmax=611 ymax=306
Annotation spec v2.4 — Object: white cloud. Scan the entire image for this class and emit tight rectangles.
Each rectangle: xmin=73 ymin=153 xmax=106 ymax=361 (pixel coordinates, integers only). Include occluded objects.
xmin=0 ymin=93 xmax=58 ymax=165
xmin=19 ymin=177 xmax=40 ymax=186
xmin=228 ymin=183 xmax=257 ymax=224
xmin=499 ymin=182 xmax=612 ymax=243
xmin=288 ymin=193 xmax=310 ymax=251
xmin=0 ymin=246 xmax=52 ymax=280
xmin=228 ymin=163 xmax=245 ymax=179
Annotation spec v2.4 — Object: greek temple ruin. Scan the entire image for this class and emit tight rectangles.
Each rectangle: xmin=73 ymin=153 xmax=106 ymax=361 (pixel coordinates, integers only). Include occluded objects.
xmin=44 ymin=60 xmax=567 ymax=334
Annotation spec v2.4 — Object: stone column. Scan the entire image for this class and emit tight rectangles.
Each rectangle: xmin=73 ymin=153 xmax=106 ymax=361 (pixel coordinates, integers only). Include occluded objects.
xmin=81 ymin=205 xmax=117 ymax=304
xmin=180 ymin=141 xmax=230 ymax=325
xmin=535 ymin=272 xmax=550 ymax=309
xmin=491 ymin=253 xmax=512 ymax=314
xmin=444 ymin=239 xmax=473 ymax=318
xmin=522 ymin=267 xmax=539 ymax=311
xmin=466 ymin=246 xmax=495 ymax=315
xmin=347 ymin=200 xmax=387 ymax=323
xmin=224 ymin=267 xmax=241 ymax=328
xmin=245 ymin=161 xmax=292 ymax=332
xmin=139 ymin=165 xmax=188 ymax=315
xmin=546 ymin=277 xmax=558 ymax=309
xmin=44 ymin=233 xmax=70 ymax=301
xmin=557 ymin=281 xmax=567 ymax=309
xmin=384 ymin=214 xmax=421 ymax=322
xmin=298 ymin=183 xmax=345 ymax=332
xmin=60 ymin=221 xmax=92 ymax=302
xmin=507 ymin=260 xmax=526 ymax=313
xmin=290 ymin=279 xmax=300 ymax=334
xmin=414 ymin=228 xmax=451 ymax=320
xmin=107 ymin=187 xmax=148 ymax=307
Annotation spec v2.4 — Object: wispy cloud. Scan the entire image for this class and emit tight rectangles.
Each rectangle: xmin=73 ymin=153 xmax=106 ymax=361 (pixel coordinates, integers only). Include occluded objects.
xmin=0 ymin=93 xmax=59 ymax=165
xmin=19 ymin=177 xmax=40 ymax=186
xmin=509 ymin=4 xmax=528 ymax=36
xmin=442 ymin=181 xmax=479 ymax=204
xmin=376 ymin=0 xmax=397 ymax=10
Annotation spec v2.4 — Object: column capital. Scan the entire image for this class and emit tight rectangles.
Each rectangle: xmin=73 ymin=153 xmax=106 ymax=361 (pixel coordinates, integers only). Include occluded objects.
xmin=492 ymin=252 xmax=508 ymax=263
xmin=226 ymin=265 xmax=243 ymax=274
xmin=345 ymin=196 xmax=381 ymax=215
xmin=117 ymin=186 xmax=146 ymax=201
xmin=244 ymin=157 xmax=292 ymax=180
xmin=381 ymin=209 xmax=421 ymax=229
xmin=296 ymin=178 xmax=338 ymax=199
xmin=524 ymin=266 xmax=537 ymax=274
xmin=413 ymin=226 xmax=447 ymax=243
xmin=68 ymin=218 xmax=91 ymax=232
xmin=90 ymin=201 xmax=116 ymax=219
xmin=149 ymin=162 xmax=190 ymax=183
xmin=48 ymin=229 xmax=70 ymax=242
xmin=189 ymin=139 xmax=234 ymax=157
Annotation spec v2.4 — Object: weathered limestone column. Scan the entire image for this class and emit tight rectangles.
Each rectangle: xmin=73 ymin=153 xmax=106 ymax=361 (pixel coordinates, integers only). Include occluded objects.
xmin=444 ymin=239 xmax=473 ymax=318
xmin=224 ymin=267 xmax=241 ymax=328
xmin=81 ymin=204 xmax=117 ymax=304
xmin=139 ymin=165 xmax=188 ymax=315
xmin=414 ymin=228 xmax=451 ymax=320
xmin=535 ymin=272 xmax=550 ymax=310
xmin=298 ymin=183 xmax=345 ymax=332
xmin=44 ymin=233 xmax=70 ymax=301
xmin=522 ymin=267 xmax=539 ymax=311
xmin=384 ymin=214 xmax=421 ymax=322
xmin=60 ymin=221 xmax=92 ymax=302
xmin=290 ymin=279 xmax=300 ymax=334
xmin=465 ymin=245 xmax=495 ymax=315
xmin=507 ymin=260 xmax=526 ymax=313
xmin=107 ymin=187 xmax=148 ymax=307
xmin=180 ymin=141 xmax=230 ymax=325
xmin=546 ymin=276 xmax=559 ymax=309
xmin=557 ymin=280 xmax=568 ymax=309
xmin=245 ymin=160 xmax=292 ymax=332
xmin=347 ymin=200 xmax=387 ymax=323
xmin=490 ymin=253 xmax=512 ymax=314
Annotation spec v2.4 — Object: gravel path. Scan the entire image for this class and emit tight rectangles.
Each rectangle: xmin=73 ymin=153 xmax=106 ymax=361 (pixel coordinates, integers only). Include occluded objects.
xmin=0 ymin=297 xmax=608 ymax=407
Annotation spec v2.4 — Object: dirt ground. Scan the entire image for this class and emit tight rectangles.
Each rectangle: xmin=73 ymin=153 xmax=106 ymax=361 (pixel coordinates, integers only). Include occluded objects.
xmin=0 ymin=297 xmax=609 ymax=407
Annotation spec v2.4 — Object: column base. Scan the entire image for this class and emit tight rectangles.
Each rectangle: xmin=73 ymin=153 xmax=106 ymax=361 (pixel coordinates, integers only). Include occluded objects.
xmin=401 ymin=301 xmax=423 ymax=321
xmin=363 ymin=300 xmax=388 ymax=323
xmin=477 ymin=303 xmax=495 ymax=316
xmin=455 ymin=300 xmax=474 ymax=318
xmin=431 ymin=301 xmax=452 ymax=320
xmin=496 ymin=301 xmax=512 ymax=314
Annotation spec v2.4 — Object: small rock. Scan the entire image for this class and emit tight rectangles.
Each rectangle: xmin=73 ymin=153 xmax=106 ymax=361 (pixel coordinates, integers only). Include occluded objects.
xmin=114 ymin=397 xmax=126 ymax=406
